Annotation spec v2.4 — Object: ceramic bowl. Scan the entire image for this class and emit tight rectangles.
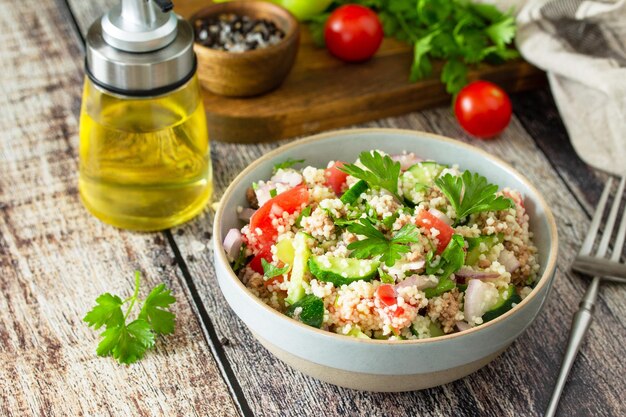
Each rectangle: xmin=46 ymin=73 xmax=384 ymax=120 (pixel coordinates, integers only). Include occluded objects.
xmin=191 ymin=1 xmax=299 ymax=97
xmin=213 ymin=128 xmax=558 ymax=392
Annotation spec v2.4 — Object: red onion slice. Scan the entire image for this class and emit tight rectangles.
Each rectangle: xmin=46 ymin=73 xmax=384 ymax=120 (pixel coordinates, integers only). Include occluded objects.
xmin=223 ymin=228 xmax=243 ymax=260
xmin=391 ymin=153 xmax=424 ymax=171
xmin=395 ymin=274 xmax=438 ymax=290
xmin=464 ymin=279 xmax=500 ymax=322
xmin=271 ymin=170 xmax=303 ymax=187
xmin=498 ymin=249 xmax=520 ymax=273
xmin=454 ymin=267 xmax=500 ymax=280
xmin=238 ymin=208 xmax=257 ymax=222
xmin=428 ymin=208 xmax=453 ymax=226
xmin=455 ymin=321 xmax=472 ymax=332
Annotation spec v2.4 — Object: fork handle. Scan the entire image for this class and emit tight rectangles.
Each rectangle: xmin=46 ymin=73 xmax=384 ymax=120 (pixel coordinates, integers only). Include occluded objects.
xmin=544 ymin=277 xmax=599 ymax=417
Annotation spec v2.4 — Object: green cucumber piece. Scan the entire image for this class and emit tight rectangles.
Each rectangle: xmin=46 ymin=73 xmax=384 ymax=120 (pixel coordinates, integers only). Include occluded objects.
xmin=347 ymin=327 xmax=370 ymax=339
xmin=285 ymin=232 xmax=311 ymax=305
xmin=465 ymin=234 xmax=503 ymax=266
xmin=406 ymin=161 xmax=447 ymax=185
xmin=308 ymin=255 xmax=379 ymax=286
xmin=286 ymin=295 xmax=324 ymax=328
xmin=482 ymin=285 xmax=522 ymax=322
xmin=340 ymin=180 xmax=369 ymax=204
xmin=429 ymin=322 xmax=445 ymax=337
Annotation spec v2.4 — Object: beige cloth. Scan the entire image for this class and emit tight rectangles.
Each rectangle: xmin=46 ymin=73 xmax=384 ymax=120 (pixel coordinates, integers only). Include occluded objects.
xmin=512 ymin=0 xmax=626 ymax=175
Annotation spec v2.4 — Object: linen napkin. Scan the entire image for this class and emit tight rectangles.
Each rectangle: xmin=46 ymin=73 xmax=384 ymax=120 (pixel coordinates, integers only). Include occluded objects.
xmin=512 ymin=0 xmax=626 ymax=176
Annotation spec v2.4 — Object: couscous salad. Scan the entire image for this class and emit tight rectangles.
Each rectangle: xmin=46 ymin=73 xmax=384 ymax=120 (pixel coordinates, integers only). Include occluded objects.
xmin=223 ymin=151 xmax=539 ymax=340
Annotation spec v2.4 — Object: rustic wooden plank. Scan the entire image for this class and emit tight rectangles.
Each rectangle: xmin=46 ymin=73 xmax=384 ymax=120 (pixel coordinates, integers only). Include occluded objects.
xmin=0 ymin=1 xmax=240 ymax=416
xmin=177 ymin=0 xmax=546 ymax=143
xmin=66 ymin=1 xmax=625 ymax=416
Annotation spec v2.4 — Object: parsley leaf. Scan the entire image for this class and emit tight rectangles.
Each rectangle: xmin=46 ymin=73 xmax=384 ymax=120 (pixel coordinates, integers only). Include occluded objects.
xmin=424 ymin=234 xmax=465 ymax=298
xmin=295 ymin=206 xmax=312 ymax=228
xmin=231 ymin=243 xmax=248 ymax=274
xmin=84 ymin=271 xmax=176 ymax=365
xmin=261 ymin=259 xmax=290 ymax=279
xmin=273 ymin=158 xmax=305 ymax=173
xmin=340 ymin=151 xmax=402 ymax=200
xmin=347 ymin=219 xmax=420 ymax=266
xmin=138 ymin=284 xmax=176 ymax=335
xmin=435 ymin=171 xmax=513 ymax=225
xmin=83 ymin=293 xmax=123 ymax=330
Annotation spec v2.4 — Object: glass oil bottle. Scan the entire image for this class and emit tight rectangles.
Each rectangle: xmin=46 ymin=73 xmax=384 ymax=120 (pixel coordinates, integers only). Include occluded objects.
xmin=80 ymin=0 xmax=212 ymax=231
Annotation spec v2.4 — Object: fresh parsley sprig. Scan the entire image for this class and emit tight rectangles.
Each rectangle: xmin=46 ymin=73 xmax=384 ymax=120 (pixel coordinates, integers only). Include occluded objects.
xmin=261 ymin=259 xmax=290 ymax=280
xmin=435 ymin=171 xmax=513 ymax=225
xmin=307 ymin=0 xmax=519 ymax=96
xmin=347 ymin=219 xmax=419 ymax=266
xmin=339 ymin=151 xmax=402 ymax=200
xmin=273 ymin=158 xmax=305 ymax=173
xmin=84 ymin=272 xmax=176 ymax=365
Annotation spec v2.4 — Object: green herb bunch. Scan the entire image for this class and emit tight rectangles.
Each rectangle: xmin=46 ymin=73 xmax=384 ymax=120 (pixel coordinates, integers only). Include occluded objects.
xmin=84 ymin=272 xmax=176 ymax=365
xmin=308 ymin=0 xmax=518 ymax=95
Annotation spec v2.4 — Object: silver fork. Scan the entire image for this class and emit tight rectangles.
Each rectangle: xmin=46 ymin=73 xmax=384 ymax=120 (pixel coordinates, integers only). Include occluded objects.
xmin=545 ymin=176 xmax=626 ymax=417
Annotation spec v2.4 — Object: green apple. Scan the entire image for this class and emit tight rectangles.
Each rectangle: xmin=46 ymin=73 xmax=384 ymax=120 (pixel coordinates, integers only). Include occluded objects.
xmin=271 ymin=0 xmax=333 ymax=20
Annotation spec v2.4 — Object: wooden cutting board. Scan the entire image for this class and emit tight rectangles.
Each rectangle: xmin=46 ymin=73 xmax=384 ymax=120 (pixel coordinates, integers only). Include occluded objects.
xmin=177 ymin=0 xmax=546 ymax=143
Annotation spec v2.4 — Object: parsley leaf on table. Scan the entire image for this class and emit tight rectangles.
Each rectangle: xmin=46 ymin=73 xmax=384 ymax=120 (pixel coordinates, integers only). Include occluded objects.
xmin=273 ymin=158 xmax=305 ymax=173
xmin=138 ymin=284 xmax=176 ymax=335
xmin=339 ymin=151 xmax=402 ymax=200
xmin=84 ymin=271 xmax=176 ymax=365
xmin=347 ymin=219 xmax=420 ymax=266
xmin=435 ymin=171 xmax=513 ymax=225
xmin=261 ymin=259 xmax=290 ymax=279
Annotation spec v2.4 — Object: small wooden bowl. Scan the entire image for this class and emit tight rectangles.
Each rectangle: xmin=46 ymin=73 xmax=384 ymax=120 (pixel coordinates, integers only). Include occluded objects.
xmin=191 ymin=1 xmax=300 ymax=97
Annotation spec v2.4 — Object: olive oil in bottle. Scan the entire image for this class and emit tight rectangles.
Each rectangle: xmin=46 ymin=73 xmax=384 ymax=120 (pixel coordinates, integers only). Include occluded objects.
xmin=79 ymin=76 xmax=212 ymax=231
xmin=79 ymin=0 xmax=212 ymax=231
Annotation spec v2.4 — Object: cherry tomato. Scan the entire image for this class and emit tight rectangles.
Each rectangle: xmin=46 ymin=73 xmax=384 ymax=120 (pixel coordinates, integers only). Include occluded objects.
xmin=324 ymin=161 xmax=348 ymax=195
xmin=324 ymin=5 xmax=383 ymax=62
xmin=454 ymin=81 xmax=512 ymax=139
xmin=248 ymin=245 xmax=273 ymax=275
xmin=249 ymin=184 xmax=309 ymax=247
xmin=415 ymin=210 xmax=454 ymax=254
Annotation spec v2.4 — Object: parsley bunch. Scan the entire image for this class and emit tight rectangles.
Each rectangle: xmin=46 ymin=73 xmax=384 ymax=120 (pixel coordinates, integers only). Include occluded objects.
xmin=84 ymin=272 xmax=176 ymax=365
xmin=435 ymin=171 xmax=513 ymax=225
xmin=308 ymin=0 xmax=518 ymax=95
xmin=340 ymin=151 xmax=402 ymax=200
xmin=347 ymin=218 xmax=420 ymax=266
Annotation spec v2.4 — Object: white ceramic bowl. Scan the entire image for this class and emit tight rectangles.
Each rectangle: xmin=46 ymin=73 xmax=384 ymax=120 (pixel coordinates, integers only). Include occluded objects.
xmin=213 ymin=128 xmax=558 ymax=392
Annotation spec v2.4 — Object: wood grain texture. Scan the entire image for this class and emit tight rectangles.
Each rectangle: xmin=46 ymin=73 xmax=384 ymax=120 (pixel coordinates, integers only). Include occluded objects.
xmin=0 ymin=1 xmax=239 ymax=416
xmin=175 ymin=0 xmax=547 ymax=143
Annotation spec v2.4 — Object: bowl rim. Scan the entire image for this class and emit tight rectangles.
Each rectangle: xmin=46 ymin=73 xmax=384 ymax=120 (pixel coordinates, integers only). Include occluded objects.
xmin=190 ymin=0 xmax=299 ymax=57
xmin=213 ymin=128 xmax=559 ymax=345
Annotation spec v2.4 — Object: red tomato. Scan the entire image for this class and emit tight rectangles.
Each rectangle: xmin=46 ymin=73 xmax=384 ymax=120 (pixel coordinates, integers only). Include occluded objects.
xmin=248 ymin=245 xmax=273 ymax=275
xmin=324 ymin=5 xmax=383 ymax=62
xmin=249 ymin=184 xmax=309 ymax=247
xmin=415 ymin=210 xmax=454 ymax=254
xmin=454 ymin=81 xmax=512 ymax=139
xmin=324 ymin=161 xmax=348 ymax=195
xmin=376 ymin=284 xmax=404 ymax=317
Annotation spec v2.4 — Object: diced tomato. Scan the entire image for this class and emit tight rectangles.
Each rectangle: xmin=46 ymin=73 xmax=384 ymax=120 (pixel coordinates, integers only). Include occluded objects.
xmin=376 ymin=284 xmax=397 ymax=307
xmin=249 ymin=184 xmax=309 ymax=247
xmin=415 ymin=210 xmax=454 ymax=254
xmin=248 ymin=245 xmax=273 ymax=275
xmin=376 ymin=284 xmax=404 ymax=317
xmin=264 ymin=275 xmax=285 ymax=287
xmin=324 ymin=161 xmax=349 ymax=195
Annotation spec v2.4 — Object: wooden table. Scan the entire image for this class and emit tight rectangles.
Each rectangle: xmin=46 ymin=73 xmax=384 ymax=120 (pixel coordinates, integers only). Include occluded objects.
xmin=1 ymin=1 xmax=624 ymax=416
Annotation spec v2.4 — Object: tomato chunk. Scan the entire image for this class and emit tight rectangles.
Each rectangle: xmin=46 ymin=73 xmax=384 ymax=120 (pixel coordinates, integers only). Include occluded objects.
xmin=324 ymin=161 xmax=349 ymax=195
xmin=415 ymin=210 xmax=454 ymax=254
xmin=248 ymin=245 xmax=273 ymax=275
xmin=249 ymin=184 xmax=309 ymax=247
xmin=376 ymin=284 xmax=404 ymax=317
